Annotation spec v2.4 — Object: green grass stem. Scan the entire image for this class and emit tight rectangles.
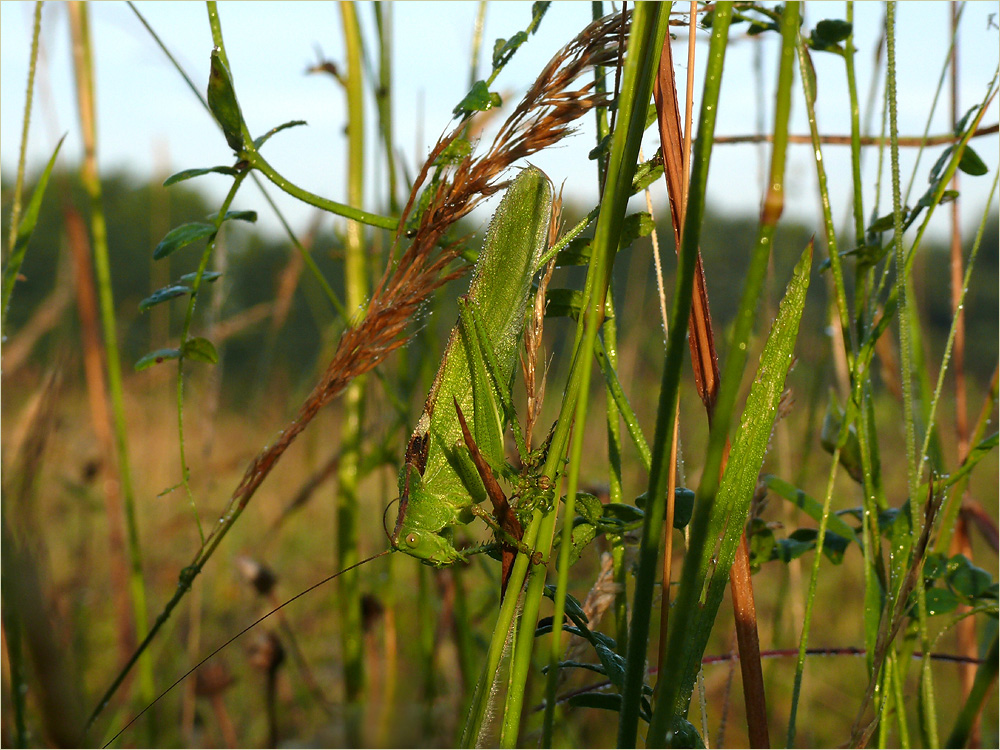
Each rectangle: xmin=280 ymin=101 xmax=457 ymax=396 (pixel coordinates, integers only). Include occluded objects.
xmin=623 ymin=4 xmax=731 ymax=746
xmin=885 ymin=8 xmax=937 ymax=743
xmin=336 ymin=2 xmax=369 ymax=735
xmin=67 ymin=1 xmax=154 ymax=728
xmin=4 ymin=0 xmax=43 ymax=260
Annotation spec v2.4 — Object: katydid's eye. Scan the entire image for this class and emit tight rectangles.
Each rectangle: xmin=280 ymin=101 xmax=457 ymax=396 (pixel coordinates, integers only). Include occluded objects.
xmin=406 ymin=533 xmax=418 ymax=547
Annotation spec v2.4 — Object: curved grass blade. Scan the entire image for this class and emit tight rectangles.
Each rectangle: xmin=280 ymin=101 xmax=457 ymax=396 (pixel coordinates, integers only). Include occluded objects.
xmin=1 ymin=134 xmax=66 ymax=332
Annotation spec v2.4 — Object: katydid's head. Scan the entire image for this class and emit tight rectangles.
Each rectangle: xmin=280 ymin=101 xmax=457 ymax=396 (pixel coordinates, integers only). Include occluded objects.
xmin=387 ymin=465 xmax=466 ymax=566
xmin=390 ymin=523 xmax=466 ymax=566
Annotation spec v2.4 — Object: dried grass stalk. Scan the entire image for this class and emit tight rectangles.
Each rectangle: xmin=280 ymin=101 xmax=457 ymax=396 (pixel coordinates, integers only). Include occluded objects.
xmin=211 ymin=10 xmax=629 ymax=535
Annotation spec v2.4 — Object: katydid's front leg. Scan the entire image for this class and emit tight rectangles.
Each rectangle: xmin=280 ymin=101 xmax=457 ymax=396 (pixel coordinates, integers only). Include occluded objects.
xmin=452 ymin=398 xmax=546 ymax=596
xmin=390 ymin=167 xmax=553 ymax=566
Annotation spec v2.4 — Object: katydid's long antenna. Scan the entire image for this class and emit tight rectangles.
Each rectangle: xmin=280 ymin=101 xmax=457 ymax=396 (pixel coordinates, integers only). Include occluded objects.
xmin=98 ymin=549 xmax=393 ymax=747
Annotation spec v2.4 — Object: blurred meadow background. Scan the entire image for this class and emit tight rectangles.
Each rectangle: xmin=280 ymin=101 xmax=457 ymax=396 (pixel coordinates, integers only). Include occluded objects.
xmin=1 ymin=2 xmax=998 ymax=748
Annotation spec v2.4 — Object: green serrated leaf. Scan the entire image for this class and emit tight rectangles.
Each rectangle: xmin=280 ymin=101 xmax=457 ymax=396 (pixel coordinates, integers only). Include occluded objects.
xmin=138 ymin=285 xmax=192 ymax=312
xmin=2 ymin=134 xmax=65 ymax=329
xmin=208 ymin=49 xmax=245 ymax=152
xmin=163 ymin=166 xmax=240 ymax=187
xmin=222 ymin=210 xmax=257 ymax=223
xmin=182 ymin=337 xmax=219 ymax=365
xmin=958 ymin=145 xmax=989 ymax=176
xmin=453 ymin=80 xmax=502 ymax=117
xmin=135 ymin=348 xmax=181 ymax=372
xmin=153 ymin=222 xmax=216 ymax=260
xmin=253 ymin=119 xmax=307 ymax=149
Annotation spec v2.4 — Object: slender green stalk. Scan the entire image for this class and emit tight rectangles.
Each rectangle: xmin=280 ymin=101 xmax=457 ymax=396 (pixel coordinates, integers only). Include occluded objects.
xmin=514 ymin=7 xmax=672 ymax=746
xmin=646 ymin=6 xmax=802 ymax=743
xmin=373 ymin=3 xmax=400 ymax=215
xmin=786 ymin=446 xmax=841 ymax=745
xmin=620 ymin=4 xmax=731 ymax=746
xmin=917 ymin=170 xmax=998 ymax=480
xmin=796 ymin=24 xmax=854 ymax=369
xmin=932 ymin=174 xmax=1000 ymax=557
xmin=944 ymin=634 xmax=999 ymax=749
xmin=205 ymin=2 xmax=395 ymax=232
xmin=336 ymin=3 xmax=369 ymax=736
xmin=67 ymin=1 xmax=154 ymax=725
xmin=5 ymin=1 xmax=44 ymax=259
xmin=885 ymin=7 xmax=936 ymax=745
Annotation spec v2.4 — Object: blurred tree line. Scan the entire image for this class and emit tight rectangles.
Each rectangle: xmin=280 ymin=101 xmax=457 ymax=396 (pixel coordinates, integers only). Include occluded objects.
xmin=2 ymin=168 xmax=996 ymax=404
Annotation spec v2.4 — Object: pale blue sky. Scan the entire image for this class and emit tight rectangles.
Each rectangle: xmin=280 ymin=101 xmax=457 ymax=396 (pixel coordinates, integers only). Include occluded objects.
xmin=2 ymin=2 xmax=998 ymax=243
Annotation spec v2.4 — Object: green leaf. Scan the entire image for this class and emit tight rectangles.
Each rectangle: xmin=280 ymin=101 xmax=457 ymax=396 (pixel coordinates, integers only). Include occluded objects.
xmin=2 ymin=134 xmax=66 ymax=329
xmin=492 ymin=31 xmax=528 ymax=69
xmin=958 ymin=145 xmax=989 ymax=176
xmin=619 ymin=212 xmax=655 ymax=249
xmin=573 ymin=492 xmax=604 ymax=524
xmin=632 ymin=154 xmax=665 ymax=194
xmin=748 ymin=518 xmax=776 ymax=569
xmin=453 ymin=80 xmax=502 ymax=117
xmin=163 ymin=166 xmax=240 ymax=187
xmin=208 ymin=48 xmax=245 ymax=152
xmin=763 ymin=475 xmax=860 ymax=544
xmin=923 ymin=552 xmax=950 ymax=583
xmin=253 ymin=119 xmax=307 ymax=149
xmin=820 ymin=393 xmax=864 ymax=483
xmin=135 ymin=348 xmax=181 ymax=371
xmin=589 ymin=133 xmax=613 ymax=161
xmin=182 ymin=337 xmax=219 ymax=365
xmin=672 ymin=241 xmax=813 ymax=707
xmin=918 ymin=587 xmax=960 ymax=617
xmin=435 ymin=137 xmax=474 ymax=165
xmin=814 ymin=19 xmax=852 ymax=43
xmin=153 ymin=222 xmax=216 ymax=260
xmin=554 ymin=235 xmax=593 ymax=266
xmin=947 ymin=555 xmax=993 ymax=598
xmin=635 ymin=488 xmax=694 ymax=529
xmin=566 ymin=692 xmax=622 ymax=713
xmin=545 ymin=288 xmax=586 ymax=320
xmin=602 ymin=503 xmax=644 ymax=525
xmin=178 ymin=271 xmax=222 ymax=285
xmin=594 ymin=642 xmax=627 ymax=691
xmin=138 ymin=285 xmax=192 ymax=312
xmin=530 ymin=2 xmax=550 ymax=30
xmin=222 ymin=210 xmax=257 ymax=223
xmin=666 ymin=717 xmax=706 ymax=748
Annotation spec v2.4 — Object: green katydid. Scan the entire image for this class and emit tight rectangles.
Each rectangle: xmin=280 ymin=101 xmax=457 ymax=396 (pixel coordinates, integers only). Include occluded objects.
xmin=390 ymin=165 xmax=554 ymax=585
xmin=96 ymin=167 xmax=556 ymax=745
